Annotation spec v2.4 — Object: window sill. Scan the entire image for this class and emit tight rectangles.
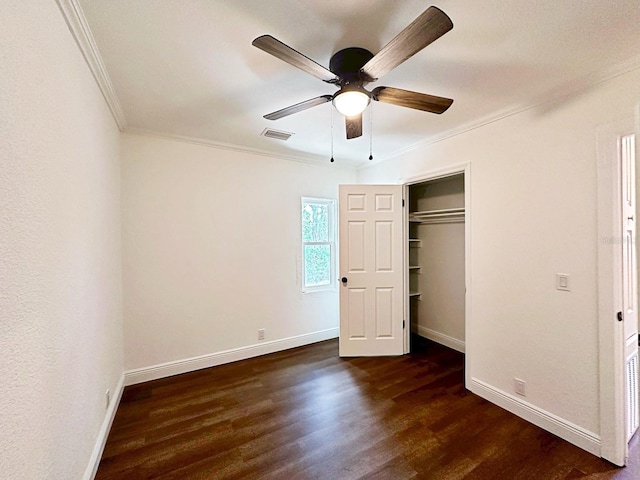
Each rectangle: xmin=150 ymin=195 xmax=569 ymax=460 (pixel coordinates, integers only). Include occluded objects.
xmin=302 ymin=286 xmax=337 ymax=294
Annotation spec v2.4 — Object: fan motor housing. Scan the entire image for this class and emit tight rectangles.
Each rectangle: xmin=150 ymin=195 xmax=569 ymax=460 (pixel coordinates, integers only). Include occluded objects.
xmin=329 ymin=47 xmax=374 ymax=85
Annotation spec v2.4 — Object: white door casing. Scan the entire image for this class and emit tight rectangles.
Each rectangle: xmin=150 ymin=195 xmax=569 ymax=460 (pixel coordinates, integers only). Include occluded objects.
xmin=338 ymin=185 xmax=404 ymax=357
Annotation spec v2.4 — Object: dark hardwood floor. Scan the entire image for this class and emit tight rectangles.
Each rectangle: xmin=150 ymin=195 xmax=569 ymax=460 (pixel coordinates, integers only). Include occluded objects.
xmin=96 ymin=337 xmax=639 ymax=479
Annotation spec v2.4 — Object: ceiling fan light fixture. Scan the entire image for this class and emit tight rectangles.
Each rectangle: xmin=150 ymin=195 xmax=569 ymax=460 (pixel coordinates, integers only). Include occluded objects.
xmin=253 ymin=5 xmax=454 ymax=139
xmin=332 ymin=87 xmax=370 ymax=116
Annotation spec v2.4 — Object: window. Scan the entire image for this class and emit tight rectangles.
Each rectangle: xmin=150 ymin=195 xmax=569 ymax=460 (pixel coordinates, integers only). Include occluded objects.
xmin=301 ymin=197 xmax=336 ymax=292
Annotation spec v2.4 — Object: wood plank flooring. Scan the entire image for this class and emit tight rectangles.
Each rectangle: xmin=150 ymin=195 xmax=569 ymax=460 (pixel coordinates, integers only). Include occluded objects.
xmin=96 ymin=338 xmax=639 ymax=479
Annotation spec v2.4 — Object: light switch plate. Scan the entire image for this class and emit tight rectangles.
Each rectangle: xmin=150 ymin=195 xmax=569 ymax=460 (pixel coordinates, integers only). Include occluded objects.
xmin=556 ymin=274 xmax=570 ymax=291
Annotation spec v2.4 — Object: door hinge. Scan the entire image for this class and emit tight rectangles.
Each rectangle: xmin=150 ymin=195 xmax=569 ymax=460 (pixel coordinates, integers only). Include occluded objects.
xmin=617 ymin=311 xmax=624 ymax=322
xmin=402 ymin=199 xmax=405 ymax=207
xmin=403 ymin=320 xmax=406 ymax=329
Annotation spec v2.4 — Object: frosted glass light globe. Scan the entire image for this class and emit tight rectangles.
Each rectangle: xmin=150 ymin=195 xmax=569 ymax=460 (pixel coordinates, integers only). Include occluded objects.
xmin=333 ymin=89 xmax=370 ymax=116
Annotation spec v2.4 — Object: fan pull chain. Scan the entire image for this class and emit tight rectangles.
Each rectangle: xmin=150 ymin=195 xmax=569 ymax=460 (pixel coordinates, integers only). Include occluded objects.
xmin=368 ymin=105 xmax=373 ymax=161
xmin=330 ymin=106 xmax=335 ymax=163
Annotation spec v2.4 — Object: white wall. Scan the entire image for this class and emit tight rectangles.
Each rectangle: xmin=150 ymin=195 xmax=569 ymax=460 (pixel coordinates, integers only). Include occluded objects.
xmin=358 ymin=68 xmax=640 ymax=442
xmin=0 ymin=2 xmax=123 ymax=479
xmin=121 ymin=134 xmax=356 ymax=372
xmin=414 ymin=221 xmax=466 ymax=347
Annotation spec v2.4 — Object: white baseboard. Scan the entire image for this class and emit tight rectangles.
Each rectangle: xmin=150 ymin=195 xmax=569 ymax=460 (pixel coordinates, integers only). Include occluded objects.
xmin=470 ymin=378 xmax=601 ymax=457
xmin=124 ymin=327 xmax=339 ymax=386
xmin=414 ymin=325 xmax=465 ymax=353
xmin=83 ymin=373 xmax=125 ymax=480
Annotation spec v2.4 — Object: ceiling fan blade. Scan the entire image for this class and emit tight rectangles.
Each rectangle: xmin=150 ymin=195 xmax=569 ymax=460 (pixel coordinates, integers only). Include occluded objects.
xmin=252 ymin=35 xmax=338 ymax=83
xmin=372 ymin=86 xmax=453 ymax=114
xmin=264 ymin=95 xmax=333 ymax=120
xmin=345 ymin=113 xmax=363 ymax=139
xmin=361 ymin=6 xmax=453 ymax=81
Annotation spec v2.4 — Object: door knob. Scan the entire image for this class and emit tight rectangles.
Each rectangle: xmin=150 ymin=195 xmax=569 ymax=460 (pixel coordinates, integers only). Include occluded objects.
xmin=341 ymin=277 xmax=348 ymax=284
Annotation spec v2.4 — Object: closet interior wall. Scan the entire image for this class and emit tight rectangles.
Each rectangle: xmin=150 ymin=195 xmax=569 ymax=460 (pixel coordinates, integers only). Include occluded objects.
xmin=409 ymin=174 xmax=466 ymax=352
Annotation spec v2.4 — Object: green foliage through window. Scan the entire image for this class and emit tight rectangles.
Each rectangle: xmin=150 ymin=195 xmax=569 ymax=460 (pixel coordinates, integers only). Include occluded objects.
xmin=301 ymin=198 xmax=335 ymax=292
xmin=304 ymin=245 xmax=331 ymax=287
xmin=302 ymin=204 xmax=329 ymax=242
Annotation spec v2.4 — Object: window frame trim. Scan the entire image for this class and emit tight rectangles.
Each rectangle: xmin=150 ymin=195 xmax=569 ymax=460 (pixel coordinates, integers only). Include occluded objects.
xmin=301 ymin=196 xmax=337 ymax=293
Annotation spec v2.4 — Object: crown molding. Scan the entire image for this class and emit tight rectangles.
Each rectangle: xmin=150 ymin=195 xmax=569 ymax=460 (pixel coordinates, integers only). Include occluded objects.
xmin=52 ymin=0 xmax=640 ymax=170
xmin=55 ymin=0 xmax=127 ymax=130
xmin=122 ymin=127 xmax=359 ymax=169
xmin=360 ymin=54 xmax=640 ymax=171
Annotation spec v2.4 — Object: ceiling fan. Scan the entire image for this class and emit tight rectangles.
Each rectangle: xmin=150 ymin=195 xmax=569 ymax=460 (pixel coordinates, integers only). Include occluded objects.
xmin=252 ymin=6 xmax=454 ymax=140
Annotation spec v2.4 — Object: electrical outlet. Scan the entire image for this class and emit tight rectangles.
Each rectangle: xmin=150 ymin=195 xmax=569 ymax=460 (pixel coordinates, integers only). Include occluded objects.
xmin=105 ymin=389 xmax=111 ymax=409
xmin=258 ymin=329 xmax=265 ymax=341
xmin=514 ymin=378 xmax=526 ymax=396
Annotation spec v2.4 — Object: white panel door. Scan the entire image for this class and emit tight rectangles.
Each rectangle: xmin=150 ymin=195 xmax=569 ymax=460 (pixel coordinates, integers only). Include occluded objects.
xmin=621 ymin=133 xmax=639 ymax=442
xmin=339 ymin=185 xmax=404 ymax=356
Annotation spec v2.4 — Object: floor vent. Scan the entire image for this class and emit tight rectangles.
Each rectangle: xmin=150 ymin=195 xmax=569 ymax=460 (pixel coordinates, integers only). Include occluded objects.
xmin=626 ymin=352 xmax=639 ymax=441
xmin=261 ymin=128 xmax=294 ymax=141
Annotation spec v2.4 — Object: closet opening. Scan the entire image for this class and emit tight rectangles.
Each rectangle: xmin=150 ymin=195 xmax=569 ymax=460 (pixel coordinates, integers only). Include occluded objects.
xmin=406 ymin=172 xmax=466 ymax=355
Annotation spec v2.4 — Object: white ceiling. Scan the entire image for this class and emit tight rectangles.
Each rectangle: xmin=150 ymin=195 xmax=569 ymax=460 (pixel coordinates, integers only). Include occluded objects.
xmin=76 ymin=0 xmax=640 ymax=166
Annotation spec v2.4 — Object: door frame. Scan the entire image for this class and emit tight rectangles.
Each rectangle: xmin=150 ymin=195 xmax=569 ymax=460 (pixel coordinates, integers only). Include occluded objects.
xmin=400 ymin=162 xmax=472 ymax=386
xmin=596 ymin=113 xmax=638 ymax=465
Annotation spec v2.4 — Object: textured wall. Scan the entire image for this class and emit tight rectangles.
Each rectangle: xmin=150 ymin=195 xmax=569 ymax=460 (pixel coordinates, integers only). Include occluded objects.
xmin=358 ymin=67 xmax=640 ymax=437
xmin=0 ymin=1 xmax=123 ymax=478
xmin=121 ymin=134 xmax=355 ymax=371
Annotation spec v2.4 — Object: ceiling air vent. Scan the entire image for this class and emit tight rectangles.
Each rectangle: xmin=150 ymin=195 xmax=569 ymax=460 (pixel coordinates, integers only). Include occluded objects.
xmin=261 ymin=128 xmax=294 ymax=141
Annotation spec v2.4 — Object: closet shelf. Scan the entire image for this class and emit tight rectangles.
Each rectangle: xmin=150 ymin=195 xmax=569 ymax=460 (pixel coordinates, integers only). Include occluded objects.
xmin=409 ymin=265 xmax=421 ymax=270
xmin=409 ymin=207 xmax=465 ymax=224
xmin=409 ymin=239 xmax=422 ymax=247
xmin=409 ymin=291 xmax=422 ymax=298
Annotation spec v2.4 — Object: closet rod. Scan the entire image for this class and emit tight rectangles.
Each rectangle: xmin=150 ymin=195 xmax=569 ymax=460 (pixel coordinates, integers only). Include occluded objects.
xmin=410 ymin=207 xmax=464 ymax=217
xmin=409 ymin=207 xmax=465 ymax=224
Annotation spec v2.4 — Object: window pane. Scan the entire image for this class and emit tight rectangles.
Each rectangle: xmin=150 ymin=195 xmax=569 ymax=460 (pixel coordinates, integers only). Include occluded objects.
xmin=302 ymin=203 xmax=329 ymax=242
xmin=304 ymin=244 xmax=331 ymax=287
